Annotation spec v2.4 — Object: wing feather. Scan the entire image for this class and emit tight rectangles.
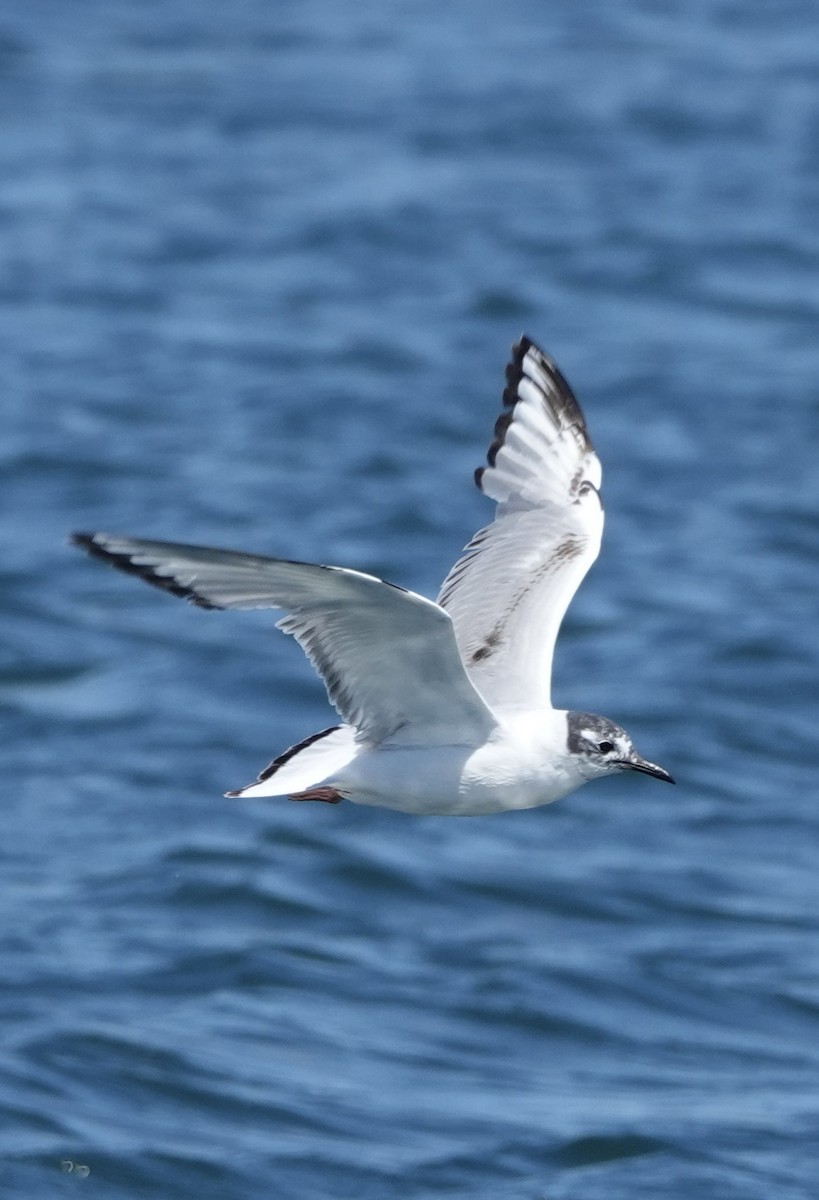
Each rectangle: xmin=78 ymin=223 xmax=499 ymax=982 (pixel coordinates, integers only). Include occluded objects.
xmin=72 ymin=533 xmax=495 ymax=746
xmin=437 ymin=336 xmax=603 ymax=710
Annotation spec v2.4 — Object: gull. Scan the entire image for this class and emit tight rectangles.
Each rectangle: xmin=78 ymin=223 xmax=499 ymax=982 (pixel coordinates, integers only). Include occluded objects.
xmin=72 ymin=336 xmax=673 ymax=814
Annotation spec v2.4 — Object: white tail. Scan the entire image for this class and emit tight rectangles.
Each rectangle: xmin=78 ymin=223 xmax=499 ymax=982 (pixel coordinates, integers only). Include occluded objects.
xmin=226 ymin=725 xmax=360 ymax=799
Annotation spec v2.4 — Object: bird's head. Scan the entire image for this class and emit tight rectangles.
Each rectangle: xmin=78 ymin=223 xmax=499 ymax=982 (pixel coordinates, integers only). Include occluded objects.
xmin=566 ymin=711 xmax=674 ymax=785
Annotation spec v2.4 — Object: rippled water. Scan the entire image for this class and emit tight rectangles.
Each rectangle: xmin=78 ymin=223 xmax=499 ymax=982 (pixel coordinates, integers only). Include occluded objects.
xmin=3 ymin=1 xmax=819 ymax=1196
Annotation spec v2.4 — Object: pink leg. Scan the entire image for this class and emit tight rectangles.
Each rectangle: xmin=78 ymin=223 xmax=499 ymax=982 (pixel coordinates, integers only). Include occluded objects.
xmin=289 ymin=786 xmax=343 ymax=804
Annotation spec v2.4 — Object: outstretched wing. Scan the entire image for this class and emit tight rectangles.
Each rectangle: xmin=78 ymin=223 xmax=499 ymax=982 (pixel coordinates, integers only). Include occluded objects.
xmin=73 ymin=533 xmax=496 ymax=746
xmin=437 ymin=336 xmax=603 ymax=711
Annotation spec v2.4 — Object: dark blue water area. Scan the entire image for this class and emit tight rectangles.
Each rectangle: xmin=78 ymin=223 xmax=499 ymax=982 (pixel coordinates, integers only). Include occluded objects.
xmin=2 ymin=0 xmax=819 ymax=1196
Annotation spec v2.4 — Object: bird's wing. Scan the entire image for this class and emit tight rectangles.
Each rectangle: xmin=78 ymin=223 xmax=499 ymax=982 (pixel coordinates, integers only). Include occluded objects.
xmin=73 ymin=533 xmax=496 ymax=746
xmin=437 ymin=336 xmax=603 ymax=711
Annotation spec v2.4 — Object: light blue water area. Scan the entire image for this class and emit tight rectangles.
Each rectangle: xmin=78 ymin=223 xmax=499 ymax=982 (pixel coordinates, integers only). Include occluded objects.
xmin=3 ymin=1 xmax=819 ymax=1196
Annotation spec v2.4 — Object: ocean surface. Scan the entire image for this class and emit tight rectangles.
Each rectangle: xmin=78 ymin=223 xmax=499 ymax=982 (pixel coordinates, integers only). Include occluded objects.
xmin=3 ymin=1 xmax=819 ymax=1196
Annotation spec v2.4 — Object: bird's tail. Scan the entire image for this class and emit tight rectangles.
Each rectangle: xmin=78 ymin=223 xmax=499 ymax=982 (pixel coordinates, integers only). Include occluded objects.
xmin=225 ymin=724 xmax=360 ymax=799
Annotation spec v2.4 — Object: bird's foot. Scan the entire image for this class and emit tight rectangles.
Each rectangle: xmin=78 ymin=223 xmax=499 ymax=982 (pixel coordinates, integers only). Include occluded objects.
xmin=288 ymin=787 xmax=343 ymax=804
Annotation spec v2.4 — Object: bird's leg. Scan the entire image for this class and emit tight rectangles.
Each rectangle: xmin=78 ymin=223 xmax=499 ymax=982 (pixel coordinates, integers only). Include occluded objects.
xmin=288 ymin=787 xmax=343 ymax=804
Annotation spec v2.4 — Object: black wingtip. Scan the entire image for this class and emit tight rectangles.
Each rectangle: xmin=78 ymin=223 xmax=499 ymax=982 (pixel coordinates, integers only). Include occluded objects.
xmin=70 ymin=530 xmax=220 ymax=609
xmin=474 ymin=335 xmax=592 ymax=494
xmin=71 ymin=531 xmax=122 ymax=567
xmin=507 ymin=336 xmax=584 ymax=426
xmin=512 ymin=332 xmax=534 ymax=362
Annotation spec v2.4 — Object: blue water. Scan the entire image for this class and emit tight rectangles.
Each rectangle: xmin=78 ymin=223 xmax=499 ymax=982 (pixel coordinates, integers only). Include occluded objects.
xmin=3 ymin=1 xmax=819 ymax=1196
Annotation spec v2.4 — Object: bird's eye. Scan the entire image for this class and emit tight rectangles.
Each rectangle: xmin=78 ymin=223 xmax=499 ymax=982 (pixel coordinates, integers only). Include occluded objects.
xmin=598 ymin=740 xmax=614 ymax=754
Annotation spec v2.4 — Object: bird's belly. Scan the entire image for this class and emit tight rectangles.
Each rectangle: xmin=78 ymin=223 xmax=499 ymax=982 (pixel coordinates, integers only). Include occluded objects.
xmin=333 ymin=745 xmax=575 ymax=816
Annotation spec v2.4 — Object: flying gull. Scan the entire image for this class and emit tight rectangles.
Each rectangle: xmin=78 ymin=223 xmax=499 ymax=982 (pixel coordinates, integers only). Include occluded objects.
xmin=73 ymin=336 xmax=673 ymax=814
